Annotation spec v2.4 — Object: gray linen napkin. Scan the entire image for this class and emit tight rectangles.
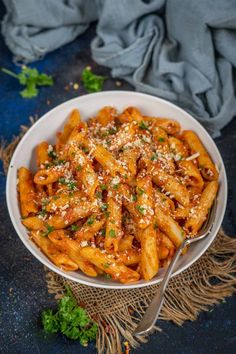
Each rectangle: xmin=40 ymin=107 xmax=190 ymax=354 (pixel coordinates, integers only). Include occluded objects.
xmin=2 ymin=0 xmax=236 ymax=136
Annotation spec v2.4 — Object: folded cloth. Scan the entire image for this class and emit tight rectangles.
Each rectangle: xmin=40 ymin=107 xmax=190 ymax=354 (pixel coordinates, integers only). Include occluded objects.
xmin=2 ymin=0 xmax=236 ymax=136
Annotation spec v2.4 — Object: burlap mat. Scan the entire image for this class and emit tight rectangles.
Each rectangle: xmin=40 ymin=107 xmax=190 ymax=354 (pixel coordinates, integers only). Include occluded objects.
xmin=1 ymin=119 xmax=236 ymax=354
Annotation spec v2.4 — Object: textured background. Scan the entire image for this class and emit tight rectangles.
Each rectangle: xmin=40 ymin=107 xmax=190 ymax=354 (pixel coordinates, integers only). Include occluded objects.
xmin=0 ymin=2 xmax=236 ymax=353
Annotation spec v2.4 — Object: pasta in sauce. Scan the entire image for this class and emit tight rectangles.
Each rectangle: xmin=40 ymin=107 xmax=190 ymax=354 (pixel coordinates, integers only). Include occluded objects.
xmin=18 ymin=106 xmax=218 ymax=283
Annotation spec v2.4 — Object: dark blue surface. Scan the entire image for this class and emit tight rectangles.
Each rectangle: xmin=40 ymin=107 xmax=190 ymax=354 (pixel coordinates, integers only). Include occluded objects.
xmin=0 ymin=2 xmax=235 ymax=353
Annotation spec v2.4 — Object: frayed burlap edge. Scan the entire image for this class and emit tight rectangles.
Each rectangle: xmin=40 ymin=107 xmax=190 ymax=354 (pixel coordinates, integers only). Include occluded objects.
xmin=0 ymin=116 xmax=38 ymax=174
xmin=1 ymin=120 xmax=236 ymax=354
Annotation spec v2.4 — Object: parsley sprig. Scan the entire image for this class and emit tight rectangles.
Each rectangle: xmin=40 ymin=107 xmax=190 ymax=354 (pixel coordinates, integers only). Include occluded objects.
xmin=82 ymin=67 xmax=106 ymax=93
xmin=42 ymin=287 xmax=97 ymax=345
xmin=1 ymin=66 xmax=53 ymax=98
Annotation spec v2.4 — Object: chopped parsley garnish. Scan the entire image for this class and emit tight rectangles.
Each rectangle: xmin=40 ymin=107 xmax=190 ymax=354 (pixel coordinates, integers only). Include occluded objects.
xmin=48 ymin=150 xmax=57 ymax=159
xmin=1 ymin=66 xmax=53 ymax=98
xmin=58 ymin=178 xmax=76 ymax=190
xmin=100 ymin=203 xmax=108 ymax=212
xmin=137 ymin=188 xmax=145 ymax=196
xmin=131 ymin=194 xmax=137 ymax=202
xmin=42 ymin=287 xmax=97 ymax=344
xmin=58 ymin=177 xmax=66 ymax=184
xmin=158 ymin=137 xmax=165 ymax=142
xmin=104 ymin=274 xmax=111 ymax=279
xmin=96 ymin=191 xmax=102 ymax=199
xmin=154 ymin=223 xmax=158 ymax=230
xmin=52 ymin=195 xmax=60 ymax=200
xmin=67 ymin=182 xmax=77 ymax=191
xmin=42 ymin=198 xmax=49 ymax=207
xmin=113 ymin=184 xmax=120 ymax=190
xmin=81 ymin=67 xmax=106 ymax=93
xmin=136 ymin=205 xmax=145 ymax=215
xmin=57 ymin=159 xmax=66 ymax=165
xmin=71 ymin=224 xmax=79 ymax=232
xmin=139 ymin=121 xmax=149 ymax=130
xmin=43 ymin=225 xmax=54 ymax=237
xmin=82 ymin=147 xmax=89 ymax=154
xmin=101 ymin=184 xmax=107 ymax=190
xmin=76 ymin=165 xmax=83 ymax=171
xmin=104 ymin=211 xmax=110 ymax=218
xmin=38 ymin=210 xmax=46 ymax=217
xmin=109 ymin=229 xmax=116 ymax=238
xmin=150 ymin=154 xmax=158 ymax=161
xmin=87 ymin=217 xmax=94 ymax=226
xmin=100 ymin=229 xmax=106 ymax=236
xmin=103 ymin=263 xmax=110 ymax=269
xmin=45 ymin=163 xmax=53 ymax=169
xmin=162 ymin=198 xmax=167 ymax=202
xmin=108 ymin=128 xmax=117 ymax=135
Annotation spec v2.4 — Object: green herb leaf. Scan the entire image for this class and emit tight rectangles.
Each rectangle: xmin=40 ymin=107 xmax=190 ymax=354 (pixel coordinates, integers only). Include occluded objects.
xmin=67 ymin=181 xmax=77 ymax=191
xmin=103 ymin=263 xmax=110 ymax=269
xmin=137 ymin=188 xmax=145 ymax=196
xmin=109 ymin=229 xmax=116 ymax=238
xmin=131 ymin=194 xmax=137 ymax=202
xmin=48 ymin=150 xmax=57 ymax=159
xmin=42 ymin=287 xmax=97 ymax=345
xmin=81 ymin=67 xmax=106 ymax=93
xmin=113 ymin=184 xmax=120 ymax=190
xmin=76 ymin=165 xmax=83 ymax=171
xmin=104 ymin=211 xmax=110 ymax=218
xmin=139 ymin=121 xmax=149 ymax=130
xmin=154 ymin=223 xmax=158 ymax=230
xmin=43 ymin=225 xmax=54 ymax=237
xmin=58 ymin=177 xmax=66 ymax=185
xmin=38 ymin=210 xmax=46 ymax=217
xmin=101 ymin=184 xmax=107 ymax=190
xmin=2 ymin=66 xmax=53 ymax=98
xmin=100 ymin=228 xmax=106 ymax=236
xmin=96 ymin=191 xmax=102 ymax=199
xmin=136 ymin=205 xmax=145 ymax=215
xmin=158 ymin=137 xmax=165 ymax=142
xmin=71 ymin=224 xmax=79 ymax=232
xmin=100 ymin=203 xmax=108 ymax=212
xmin=104 ymin=274 xmax=111 ymax=279
xmin=150 ymin=154 xmax=158 ymax=161
xmin=87 ymin=217 xmax=94 ymax=226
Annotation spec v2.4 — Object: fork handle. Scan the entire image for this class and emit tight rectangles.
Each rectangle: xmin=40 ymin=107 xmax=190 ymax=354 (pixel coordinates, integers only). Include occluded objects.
xmin=133 ymin=240 xmax=188 ymax=336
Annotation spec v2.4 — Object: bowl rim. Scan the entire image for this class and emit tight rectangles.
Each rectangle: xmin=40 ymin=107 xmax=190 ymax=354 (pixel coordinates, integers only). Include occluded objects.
xmin=6 ymin=91 xmax=228 ymax=289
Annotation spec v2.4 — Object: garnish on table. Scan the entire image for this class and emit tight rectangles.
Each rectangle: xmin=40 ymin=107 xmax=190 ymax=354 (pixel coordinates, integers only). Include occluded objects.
xmin=42 ymin=287 xmax=97 ymax=345
xmin=82 ymin=67 xmax=106 ymax=93
xmin=1 ymin=66 xmax=53 ymax=98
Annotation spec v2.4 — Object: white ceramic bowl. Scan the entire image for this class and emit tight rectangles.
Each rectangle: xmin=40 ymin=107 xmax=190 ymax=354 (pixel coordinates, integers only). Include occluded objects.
xmin=6 ymin=91 xmax=227 ymax=289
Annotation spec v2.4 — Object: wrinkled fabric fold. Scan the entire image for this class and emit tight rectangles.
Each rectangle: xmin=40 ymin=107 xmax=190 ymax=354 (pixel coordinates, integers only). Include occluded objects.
xmin=2 ymin=0 xmax=236 ymax=136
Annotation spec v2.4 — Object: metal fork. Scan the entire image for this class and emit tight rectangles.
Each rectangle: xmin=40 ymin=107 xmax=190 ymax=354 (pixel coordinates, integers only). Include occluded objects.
xmin=133 ymin=199 xmax=217 ymax=336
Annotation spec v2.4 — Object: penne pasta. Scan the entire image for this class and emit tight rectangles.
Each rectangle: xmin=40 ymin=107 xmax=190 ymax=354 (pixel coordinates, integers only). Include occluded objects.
xmin=178 ymin=160 xmax=204 ymax=191
xmin=96 ymin=106 xmax=117 ymax=126
xmin=105 ymin=188 xmax=122 ymax=252
xmin=152 ymin=166 xmax=190 ymax=207
xmin=182 ymin=130 xmax=218 ymax=181
xmin=19 ymin=106 xmax=219 ymax=283
xmin=36 ymin=141 xmax=52 ymax=168
xmin=154 ymin=206 xmax=185 ymax=247
xmin=31 ymin=231 xmax=78 ymax=271
xmin=185 ymin=181 xmax=218 ymax=235
xmin=140 ymin=224 xmax=159 ymax=280
xmin=48 ymin=230 xmax=97 ymax=277
xmin=80 ymin=247 xmax=140 ymax=283
xmin=56 ymin=109 xmax=81 ymax=149
xmin=18 ymin=167 xmax=38 ymax=217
